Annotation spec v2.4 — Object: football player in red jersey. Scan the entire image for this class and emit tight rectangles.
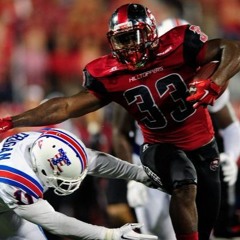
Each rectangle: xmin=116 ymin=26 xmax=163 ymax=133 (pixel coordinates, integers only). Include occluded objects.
xmin=1 ymin=3 xmax=240 ymax=240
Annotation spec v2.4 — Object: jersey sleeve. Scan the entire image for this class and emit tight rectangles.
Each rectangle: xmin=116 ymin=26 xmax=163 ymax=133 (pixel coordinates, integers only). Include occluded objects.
xmin=83 ymin=69 xmax=111 ymax=104
xmin=0 ymin=183 xmax=41 ymax=209
xmin=14 ymin=198 xmax=108 ymax=240
xmin=87 ymin=149 xmax=151 ymax=185
xmin=183 ymin=25 xmax=208 ymax=67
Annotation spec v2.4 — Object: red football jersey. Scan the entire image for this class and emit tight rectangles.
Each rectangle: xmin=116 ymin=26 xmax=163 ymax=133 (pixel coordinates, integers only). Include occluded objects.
xmin=83 ymin=25 xmax=214 ymax=151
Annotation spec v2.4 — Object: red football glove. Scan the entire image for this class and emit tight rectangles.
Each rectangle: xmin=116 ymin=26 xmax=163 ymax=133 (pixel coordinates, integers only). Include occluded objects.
xmin=0 ymin=116 xmax=13 ymax=133
xmin=186 ymin=79 xmax=222 ymax=108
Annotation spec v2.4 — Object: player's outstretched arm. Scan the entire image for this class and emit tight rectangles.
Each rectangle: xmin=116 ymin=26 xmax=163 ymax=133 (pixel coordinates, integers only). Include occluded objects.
xmin=0 ymin=88 xmax=104 ymax=133
xmin=87 ymin=149 xmax=153 ymax=187
xmin=14 ymin=199 xmax=158 ymax=240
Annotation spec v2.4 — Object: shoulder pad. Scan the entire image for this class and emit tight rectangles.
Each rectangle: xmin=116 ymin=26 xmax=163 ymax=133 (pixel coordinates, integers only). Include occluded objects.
xmin=85 ymin=54 xmax=127 ymax=78
xmin=156 ymin=25 xmax=188 ymax=57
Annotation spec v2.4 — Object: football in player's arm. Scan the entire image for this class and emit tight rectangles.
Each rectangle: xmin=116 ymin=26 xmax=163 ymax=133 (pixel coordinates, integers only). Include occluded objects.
xmin=0 ymin=128 xmax=157 ymax=240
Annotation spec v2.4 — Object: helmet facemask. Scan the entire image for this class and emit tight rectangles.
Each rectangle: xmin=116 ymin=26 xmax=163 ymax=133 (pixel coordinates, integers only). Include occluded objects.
xmin=39 ymin=168 xmax=88 ymax=196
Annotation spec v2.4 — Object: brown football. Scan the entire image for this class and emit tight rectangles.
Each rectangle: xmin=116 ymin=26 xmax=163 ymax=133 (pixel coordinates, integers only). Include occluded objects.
xmin=195 ymin=61 xmax=219 ymax=79
xmin=190 ymin=60 xmax=227 ymax=95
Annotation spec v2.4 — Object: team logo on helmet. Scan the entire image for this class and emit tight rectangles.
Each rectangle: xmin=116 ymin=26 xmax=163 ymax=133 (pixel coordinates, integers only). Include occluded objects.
xmin=47 ymin=148 xmax=71 ymax=174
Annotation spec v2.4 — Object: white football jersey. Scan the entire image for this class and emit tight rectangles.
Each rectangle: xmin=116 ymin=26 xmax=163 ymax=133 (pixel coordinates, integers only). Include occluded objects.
xmin=0 ymin=130 xmax=150 ymax=212
xmin=0 ymin=130 xmax=152 ymax=240
xmin=0 ymin=131 xmax=44 ymax=211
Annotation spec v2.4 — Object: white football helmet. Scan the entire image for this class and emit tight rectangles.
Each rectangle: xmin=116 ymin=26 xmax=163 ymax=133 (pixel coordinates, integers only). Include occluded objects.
xmin=30 ymin=128 xmax=88 ymax=196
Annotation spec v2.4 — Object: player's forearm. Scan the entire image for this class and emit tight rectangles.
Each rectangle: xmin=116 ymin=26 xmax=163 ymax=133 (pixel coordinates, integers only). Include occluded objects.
xmin=10 ymin=89 xmax=103 ymax=128
xmin=39 ymin=212 xmax=107 ymax=239
xmin=14 ymin=199 xmax=107 ymax=240
xmin=42 ymin=212 xmax=108 ymax=239
xmin=210 ymin=39 xmax=240 ymax=86
xmin=88 ymin=151 xmax=149 ymax=184
xmin=12 ymin=98 xmax=70 ymax=128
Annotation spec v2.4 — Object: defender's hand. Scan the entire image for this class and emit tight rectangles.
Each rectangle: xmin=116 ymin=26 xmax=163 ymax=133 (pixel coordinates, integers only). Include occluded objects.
xmin=220 ymin=153 xmax=238 ymax=186
xmin=105 ymin=223 xmax=158 ymax=240
xmin=0 ymin=117 xmax=13 ymax=133
xmin=186 ymin=79 xmax=222 ymax=108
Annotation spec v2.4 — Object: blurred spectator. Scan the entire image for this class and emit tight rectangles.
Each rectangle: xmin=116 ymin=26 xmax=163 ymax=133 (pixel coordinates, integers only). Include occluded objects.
xmin=0 ymin=18 xmax=14 ymax=102
xmin=67 ymin=0 xmax=108 ymax=43
xmin=200 ymin=0 xmax=240 ymax=40
xmin=10 ymin=25 xmax=48 ymax=102
xmin=47 ymin=27 xmax=80 ymax=95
